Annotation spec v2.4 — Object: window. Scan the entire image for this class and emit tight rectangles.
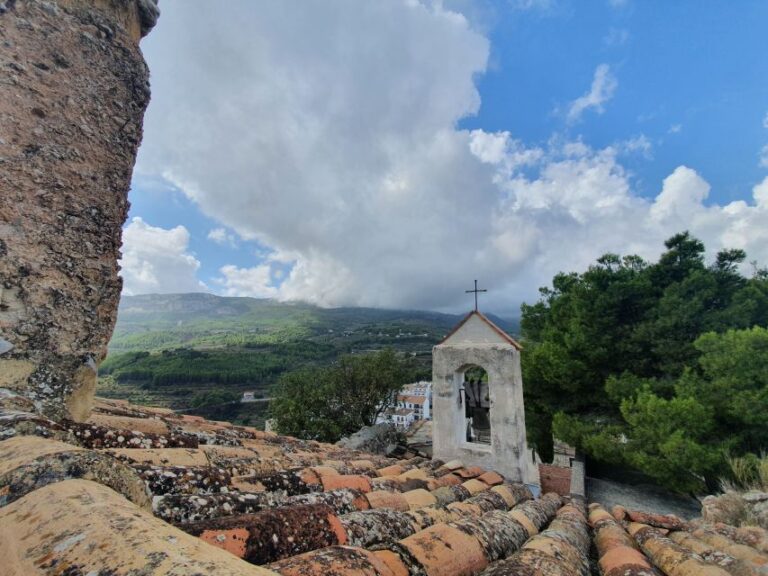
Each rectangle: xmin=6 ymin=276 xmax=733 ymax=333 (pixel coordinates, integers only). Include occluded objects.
xmin=461 ymin=365 xmax=490 ymax=445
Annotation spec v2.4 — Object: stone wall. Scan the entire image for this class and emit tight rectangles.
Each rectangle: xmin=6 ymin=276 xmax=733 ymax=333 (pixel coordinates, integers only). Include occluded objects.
xmin=0 ymin=0 xmax=158 ymax=421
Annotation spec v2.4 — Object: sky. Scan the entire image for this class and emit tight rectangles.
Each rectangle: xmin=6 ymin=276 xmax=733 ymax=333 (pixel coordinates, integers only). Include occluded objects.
xmin=123 ymin=0 xmax=768 ymax=316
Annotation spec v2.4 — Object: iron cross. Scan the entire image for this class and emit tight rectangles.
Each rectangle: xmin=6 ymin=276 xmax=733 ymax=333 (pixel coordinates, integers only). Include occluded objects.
xmin=465 ymin=279 xmax=487 ymax=312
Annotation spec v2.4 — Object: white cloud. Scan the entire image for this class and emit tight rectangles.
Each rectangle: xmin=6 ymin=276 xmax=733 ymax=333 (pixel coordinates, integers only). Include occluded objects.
xmin=565 ymin=64 xmax=618 ymax=124
xmin=603 ymin=28 xmax=629 ymax=47
xmin=215 ymin=264 xmax=277 ymax=299
xmin=760 ymin=144 xmax=768 ymax=168
xmin=135 ymin=1 xmax=768 ymax=313
xmin=614 ymin=134 xmax=652 ymax=159
xmin=510 ymin=0 xmax=555 ymax=11
xmin=120 ymin=217 xmax=207 ymax=295
xmin=207 ymin=227 xmax=238 ymax=247
xmin=668 ymin=123 xmax=682 ymax=134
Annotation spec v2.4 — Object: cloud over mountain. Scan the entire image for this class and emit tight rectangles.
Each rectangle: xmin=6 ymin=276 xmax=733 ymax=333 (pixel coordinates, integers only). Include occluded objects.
xmin=129 ymin=0 xmax=768 ymax=313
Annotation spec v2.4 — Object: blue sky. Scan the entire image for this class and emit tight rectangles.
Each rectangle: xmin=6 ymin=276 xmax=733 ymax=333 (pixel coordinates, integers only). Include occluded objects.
xmin=461 ymin=0 xmax=768 ymax=202
xmin=124 ymin=0 xmax=768 ymax=315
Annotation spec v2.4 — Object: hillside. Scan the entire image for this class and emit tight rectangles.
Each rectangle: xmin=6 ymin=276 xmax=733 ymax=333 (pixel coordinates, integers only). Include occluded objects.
xmin=98 ymin=293 xmax=518 ymax=425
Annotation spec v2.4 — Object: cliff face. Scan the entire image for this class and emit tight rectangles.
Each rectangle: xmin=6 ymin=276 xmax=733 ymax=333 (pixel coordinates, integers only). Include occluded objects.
xmin=0 ymin=0 xmax=158 ymax=421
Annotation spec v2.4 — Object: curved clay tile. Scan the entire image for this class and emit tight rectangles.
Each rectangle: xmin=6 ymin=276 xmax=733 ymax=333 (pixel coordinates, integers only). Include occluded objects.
xmin=479 ymin=498 xmax=589 ymax=576
xmin=321 ymin=474 xmax=373 ymax=493
xmin=0 ymin=479 xmax=278 ymax=576
xmin=689 ymin=525 xmax=768 ymax=573
xmin=629 ymin=522 xmax=732 ymax=576
xmin=403 ymin=488 xmax=438 ymax=510
xmin=588 ymin=503 xmax=655 ymax=576
xmin=268 ymin=545 xmax=398 ymax=576
xmin=341 ymin=508 xmax=419 ymax=548
xmin=188 ymin=504 xmax=346 ymax=565
xmin=398 ymin=522 xmax=490 ymax=576
xmin=377 ymin=464 xmax=407 ymax=477
xmin=365 ymin=490 xmax=411 ymax=511
xmin=696 ymin=523 xmax=768 ymax=555
xmin=669 ymin=531 xmax=756 ymax=576
xmin=0 ymin=435 xmax=150 ymax=508
xmin=477 ymin=471 xmax=505 ymax=486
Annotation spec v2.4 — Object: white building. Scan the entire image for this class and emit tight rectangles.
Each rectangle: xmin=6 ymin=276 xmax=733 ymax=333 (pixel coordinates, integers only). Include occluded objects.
xmin=398 ymin=381 xmax=432 ymax=420
xmin=396 ymin=394 xmax=430 ymax=420
xmin=376 ymin=381 xmax=432 ymax=430
xmin=384 ymin=407 xmax=416 ymax=430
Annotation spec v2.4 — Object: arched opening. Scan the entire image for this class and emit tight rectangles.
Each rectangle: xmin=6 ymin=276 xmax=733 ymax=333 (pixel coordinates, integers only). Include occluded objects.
xmin=461 ymin=365 xmax=490 ymax=445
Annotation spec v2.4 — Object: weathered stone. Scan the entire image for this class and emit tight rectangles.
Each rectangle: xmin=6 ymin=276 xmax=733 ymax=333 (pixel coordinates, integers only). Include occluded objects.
xmin=0 ymin=0 xmax=157 ymax=422
xmin=337 ymin=422 xmax=402 ymax=456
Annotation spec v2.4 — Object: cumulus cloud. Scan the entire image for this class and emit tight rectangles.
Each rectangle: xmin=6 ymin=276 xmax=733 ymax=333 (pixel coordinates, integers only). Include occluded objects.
xmin=120 ymin=217 xmax=206 ymax=295
xmin=565 ymin=64 xmax=618 ymax=124
xmin=136 ymin=1 xmax=768 ymax=313
xmin=760 ymin=144 xmax=768 ymax=168
xmin=614 ymin=134 xmax=652 ymax=159
xmin=207 ymin=227 xmax=238 ymax=247
xmin=215 ymin=265 xmax=277 ymax=298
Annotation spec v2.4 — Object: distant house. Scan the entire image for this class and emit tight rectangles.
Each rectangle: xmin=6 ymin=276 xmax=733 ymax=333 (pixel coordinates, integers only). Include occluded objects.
xmin=241 ymin=391 xmax=256 ymax=403
xmin=397 ymin=381 xmax=431 ymax=420
xmin=376 ymin=381 xmax=432 ymax=430
xmin=377 ymin=407 xmax=416 ymax=430
xmin=397 ymin=394 xmax=429 ymax=420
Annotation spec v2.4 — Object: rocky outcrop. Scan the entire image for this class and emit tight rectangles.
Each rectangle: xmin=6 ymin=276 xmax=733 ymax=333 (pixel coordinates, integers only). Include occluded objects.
xmin=336 ymin=422 xmax=402 ymax=455
xmin=0 ymin=0 xmax=158 ymax=421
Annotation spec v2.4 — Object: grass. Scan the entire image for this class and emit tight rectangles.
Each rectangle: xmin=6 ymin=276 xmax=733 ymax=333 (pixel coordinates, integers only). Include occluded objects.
xmin=723 ymin=452 xmax=768 ymax=492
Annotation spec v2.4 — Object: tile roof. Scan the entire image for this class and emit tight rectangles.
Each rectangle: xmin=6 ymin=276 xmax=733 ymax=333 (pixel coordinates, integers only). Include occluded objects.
xmin=2 ymin=398 xmax=767 ymax=575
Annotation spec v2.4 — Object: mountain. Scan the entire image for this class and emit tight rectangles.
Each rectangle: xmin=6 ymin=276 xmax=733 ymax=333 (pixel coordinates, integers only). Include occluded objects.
xmin=99 ymin=293 xmax=519 ymax=425
xmin=110 ymin=293 xmax=519 ymax=352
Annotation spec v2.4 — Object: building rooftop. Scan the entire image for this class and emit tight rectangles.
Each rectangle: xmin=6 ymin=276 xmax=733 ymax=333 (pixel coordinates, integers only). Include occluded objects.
xmin=2 ymin=398 xmax=766 ymax=576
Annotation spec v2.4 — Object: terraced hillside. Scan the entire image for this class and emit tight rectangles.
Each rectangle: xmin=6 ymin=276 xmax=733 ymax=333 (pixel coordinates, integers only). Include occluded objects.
xmin=98 ymin=294 xmax=518 ymax=426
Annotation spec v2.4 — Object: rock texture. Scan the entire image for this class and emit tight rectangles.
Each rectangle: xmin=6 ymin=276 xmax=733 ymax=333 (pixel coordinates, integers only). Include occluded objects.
xmin=0 ymin=0 xmax=158 ymax=421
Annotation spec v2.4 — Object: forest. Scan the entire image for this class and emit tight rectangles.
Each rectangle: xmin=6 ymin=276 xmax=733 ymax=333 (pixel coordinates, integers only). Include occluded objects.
xmin=522 ymin=232 xmax=768 ymax=493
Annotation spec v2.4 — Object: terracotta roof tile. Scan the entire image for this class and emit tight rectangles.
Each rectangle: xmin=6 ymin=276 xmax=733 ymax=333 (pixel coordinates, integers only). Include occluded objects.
xmin=365 ymin=490 xmax=411 ymax=511
xmin=188 ymin=504 xmax=347 ymax=564
xmin=589 ymin=504 xmax=655 ymax=576
xmin=477 ymin=471 xmax=505 ymax=486
xmin=322 ymin=474 xmax=373 ymax=493
xmin=373 ymin=550 xmax=410 ymax=576
xmin=669 ymin=531 xmax=756 ymax=575
xmin=0 ymin=480 xmax=278 ymax=576
xmin=403 ymin=488 xmax=438 ymax=510
xmin=109 ymin=447 xmax=210 ymax=467
xmin=268 ymin=545 xmax=398 ymax=576
xmin=0 ymin=435 xmax=150 ymax=508
xmin=629 ymin=522 xmax=732 ymax=576
xmin=4 ymin=397 xmax=763 ymax=576
xmin=399 ymin=522 xmax=489 ymax=576
xmin=688 ymin=525 xmax=768 ymax=572
xmin=462 ymin=478 xmax=490 ymax=495
xmin=86 ymin=412 xmax=170 ymax=435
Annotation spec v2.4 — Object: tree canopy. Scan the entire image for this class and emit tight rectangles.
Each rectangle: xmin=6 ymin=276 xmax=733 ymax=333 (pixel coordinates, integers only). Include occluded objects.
xmin=521 ymin=232 xmax=768 ymax=492
xmin=269 ymin=348 xmax=418 ymax=442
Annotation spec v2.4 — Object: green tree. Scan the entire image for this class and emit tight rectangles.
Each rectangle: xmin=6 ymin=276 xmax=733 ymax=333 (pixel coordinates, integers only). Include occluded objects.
xmin=269 ymin=348 xmax=416 ymax=442
xmin=523 ymin=232 xmax=768 ymax=491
